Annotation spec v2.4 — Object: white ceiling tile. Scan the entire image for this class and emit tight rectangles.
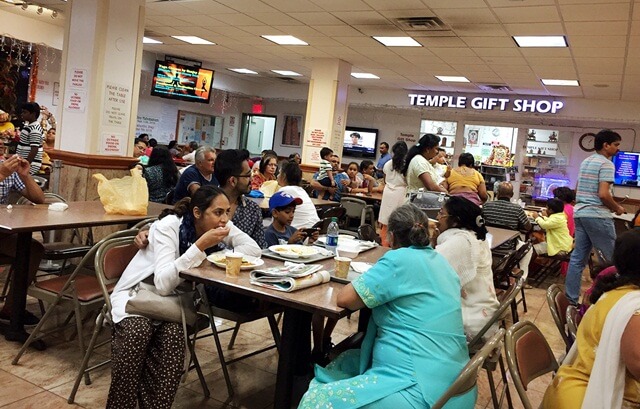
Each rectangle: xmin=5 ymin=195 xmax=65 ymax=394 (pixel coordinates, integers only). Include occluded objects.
xmin=473 ymin=48 xmax=522 ymax=57
xmin=417 ymin=37 xmax=468 ymax=47
xmin=556 ymin=0 xmax=630 ymax=4
xmin=422 ymin=0 xmax=487 ymax=9
xmin=147 ymin=16 xmax=193 ymax=27
xmin=330 ymin=11 xmax=389 ymax=25
xmin=376 ymin=9 xmax=437 ymax=19
xmin=565 ymin=22 xmax=628 ymax=36
xmin=214 ymin=0 xmax=278 ymax=13
xmin=519 ymin=48 xmax=572 ymax=58
xmin=401 ymin=54 xmax=444 ymax=64
xmin=182 ymin=1 xmax=239 ymax=14
xmin=434 ymin=8 xmax=498 ymax=25
xmin=363 ymin=0 xmax=429 ymax=10
xmin=352 ymin=24 xmax=407 ymax=36
xmin=310 ymin=0 xmax=373 ymax=11
xmin=440 ymin=56 xmax=486 ymax=65
xmin=583 ymin=87 xmax=622 ymax=100
xmin=493 ymin=6 xmax=560 ymax=23
xmin=503 ymin=22 xmax=565 ymax=36
xmin=488 ymin=64 xmax=533 ymax=73
xmin=486 ymin=0 xmax=555 ymax=6
xmin=453 ymin=24 xmax=508 ymax=37
xmin=207 ymin=26 xmax=259 ymax=38
xmin=461 ymin=36 xmax=516 ymax=48
xmin=531 ymin=65 xmax=578 ymax=77
xmin=430 ymin=47 xmax=476 ymax=57
xmin=313 ymin=25 xmax=363 ymax=36
xmin=568 ymin=35 xmax=626 ymax=48
xmin=301 ymin=37 xmax=344 ymax=46
xmin=213 ymin=14 xmax=264 ymax=26
xmin=272 ymin=25 xmax=323 ymax=37
xmin=286 ymin=12 xmax=344 ymax=25
xmin=143 ymin=26 xmax=190 ymax=37
xmin=576 ymin=57 xmax=625 ymax=74
xmin=542 ymin=87 xmax=583 ymax=97
xmin=572 ymin=47 xmax=626 ymax=58
xmin=628 ymin=36 xmax=640 ymax=49
xmin=238 ymin=26 xmax=285 ymax=36
xmin=624 ymin=60 xmax=640 ymax=74
xmin=580 ymin=74 xmax=623 ymax=82
xmin=145 ymin=2 xmax=207 ymax=16
xmin=498 ymin=72 xmax=539 ymax=80
xmin=560 ymin=4 xmax=630 ymax=22
xmin=482 ymin=56 xmax=529 ymax=65
xmin=265 ymin=0 xmax=324 ymax=12
xmin=528 ymin=58 xmax=575 ymax=70
xmin=173 ymin=15 xmax=228 ymax=27
xmin=246 ymin=12 xmax=304 ymax=25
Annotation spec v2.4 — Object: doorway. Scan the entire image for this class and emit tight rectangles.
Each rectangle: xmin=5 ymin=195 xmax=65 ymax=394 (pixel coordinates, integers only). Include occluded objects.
xmin=240 ymin=114 xmax=277 ymax=155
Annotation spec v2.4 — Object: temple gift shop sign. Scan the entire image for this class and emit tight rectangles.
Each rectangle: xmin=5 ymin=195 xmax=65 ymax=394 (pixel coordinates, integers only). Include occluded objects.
xmin=396 ymin=131 xmax=417 ymax=145
xmin=408 ymin=94 xmax=564 ymax=114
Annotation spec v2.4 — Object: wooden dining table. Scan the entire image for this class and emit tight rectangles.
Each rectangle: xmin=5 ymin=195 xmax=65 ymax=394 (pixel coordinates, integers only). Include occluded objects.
xmin=486 ymin=226 xmax=522 ymax=249
xmin=341 ymin=191 xmax=383 ymax=203
xmin=0 ymin=201 xmax=169 ymax=343
xmin=180 ymin=245 xmax=389 ymax=408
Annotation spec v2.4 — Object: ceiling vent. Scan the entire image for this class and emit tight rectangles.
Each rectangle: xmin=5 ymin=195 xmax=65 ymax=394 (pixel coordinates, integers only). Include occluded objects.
xmin=394 ymin=17 xmax=451 ymax=31
xmin=477 ymin=84 xmax=513 ymax=92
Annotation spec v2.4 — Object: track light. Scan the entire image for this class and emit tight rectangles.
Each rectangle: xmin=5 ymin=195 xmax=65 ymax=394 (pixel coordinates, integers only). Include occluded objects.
xmin=36 ymin=6 xmax=43 ymax=14
xmin=51 ymin=10 xmax=57 ymax=18
xmin=21 ymin=3 xmax=28 ymax=10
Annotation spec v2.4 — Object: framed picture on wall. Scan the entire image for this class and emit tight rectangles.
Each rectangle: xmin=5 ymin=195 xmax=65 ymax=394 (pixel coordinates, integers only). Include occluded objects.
xmin=281 ymin=114 xmax=303 ymax=147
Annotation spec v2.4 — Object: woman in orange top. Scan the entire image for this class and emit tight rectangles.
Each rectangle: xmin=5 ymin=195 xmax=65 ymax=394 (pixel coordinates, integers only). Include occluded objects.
xmin=251 ymin=154 xmax=277 ymax=190
xmin=442 ymin=153 xmax=487 ymax=206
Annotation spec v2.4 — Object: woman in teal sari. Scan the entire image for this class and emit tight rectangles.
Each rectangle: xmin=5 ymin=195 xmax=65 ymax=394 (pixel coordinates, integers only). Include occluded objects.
xmin=299 ymin=204 xmax=474 ymax=408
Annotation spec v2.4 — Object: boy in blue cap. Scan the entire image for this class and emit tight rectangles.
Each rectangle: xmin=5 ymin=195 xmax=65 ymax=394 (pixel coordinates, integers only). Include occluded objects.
xmin=265 ymin=191 xmax=319 ymax=246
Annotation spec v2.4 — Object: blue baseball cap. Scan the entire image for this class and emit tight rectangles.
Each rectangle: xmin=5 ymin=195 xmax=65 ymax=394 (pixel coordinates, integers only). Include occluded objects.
xmin=269 ymin=191 xmax=302 ymax=210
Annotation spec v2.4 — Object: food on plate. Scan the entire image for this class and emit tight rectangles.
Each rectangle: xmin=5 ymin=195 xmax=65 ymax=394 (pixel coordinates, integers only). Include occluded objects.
xmin=211 ymin=256 xmax=253 ymax=266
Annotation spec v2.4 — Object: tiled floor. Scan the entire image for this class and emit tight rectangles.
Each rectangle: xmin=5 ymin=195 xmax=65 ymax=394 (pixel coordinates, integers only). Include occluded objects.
xmin=0 ymin=265 xmax=589 ymax=409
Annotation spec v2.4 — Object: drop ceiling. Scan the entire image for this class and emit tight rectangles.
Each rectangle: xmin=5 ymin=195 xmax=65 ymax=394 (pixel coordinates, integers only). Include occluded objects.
xmin=7 ymin=0 xmax=640 ymax=101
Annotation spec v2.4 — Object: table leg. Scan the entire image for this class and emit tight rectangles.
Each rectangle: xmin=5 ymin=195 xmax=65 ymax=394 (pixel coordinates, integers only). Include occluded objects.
xmin=274 ymin=307 xmax=312 ymax=409
xmin=5 ymin=232 xmax=31 ymax=342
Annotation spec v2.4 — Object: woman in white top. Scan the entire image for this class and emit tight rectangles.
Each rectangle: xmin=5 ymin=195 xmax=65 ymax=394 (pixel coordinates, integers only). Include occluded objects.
xmin=378 ymin=141 xmax=408 ymax=247
xmin=433 ymin=196 xmax=499 ymax=340
xmin=277 ymin=160 xmax=320 ymax=229
xmin=402 ymin=133 xmax=447 ymax=193
xmin=108 ymin=186 xmax=260 ymax=408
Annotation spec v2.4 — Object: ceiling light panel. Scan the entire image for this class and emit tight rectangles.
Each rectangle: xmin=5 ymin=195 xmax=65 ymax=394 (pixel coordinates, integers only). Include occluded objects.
xmin=228 ymin=68 xmax=259 ymax=74
xmin=143 ymin=37 xmax=163 ymax=44
xmin=435 ymin=75 xmax=470 ymax=82
xmin=373 ymin=36 xmax=422 ymax=47
xmin=261 ymin=35 xmax=308 ymax=45
xmin=541 ymin=79 xmax=579 ymax=86
xmin=171 ymin=36 xmax=215 ymax=45
xmin=513 ymin=36 xmax=567 ymax=47
xmin=351 ymin=73 xmax=380 ymax=79
xmin=271 ymin=70 xmax=302 ymax=76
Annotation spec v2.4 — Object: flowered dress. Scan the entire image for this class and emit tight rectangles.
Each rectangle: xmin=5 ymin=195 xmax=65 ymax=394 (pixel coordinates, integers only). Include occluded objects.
xmin=299 ymin=246 xmax=474 ymax=408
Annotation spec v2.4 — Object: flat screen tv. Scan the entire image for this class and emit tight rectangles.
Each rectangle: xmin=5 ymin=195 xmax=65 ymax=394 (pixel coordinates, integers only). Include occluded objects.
xmin=150 ymin=60 xmax=213 ymax=104
xmin=613 ymin=151 xmax=640 ymax=187
xmin=343 ymin=126 xmax=378 ymax=158
xmin=533 ymin=176 xmax=571 ymax=200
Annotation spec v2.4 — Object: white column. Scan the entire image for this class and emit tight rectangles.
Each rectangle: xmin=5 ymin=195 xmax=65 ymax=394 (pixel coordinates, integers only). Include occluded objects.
xmin=301 ymin=59 xmax=351 ymax=164
xmin=57 ymin=0 xmax=145 ymax=156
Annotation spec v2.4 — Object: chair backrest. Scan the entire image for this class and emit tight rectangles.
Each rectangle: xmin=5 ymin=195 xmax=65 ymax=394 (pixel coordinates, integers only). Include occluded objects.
xmin=340 ymin=197 xmax=368 ymax=219
xmin=358 ymin=224 xmax=380 ymax=244
xmin=492 ymin=250 xmax=517 ymax=289
xmin=468 ymin=277 xmax=524 ymax=352
xmin=565 ymin=305 xmax=582 ymax=342
xmin=432 ymin=328 xmax=506 ymax=409
xmin=16 ymin=192 xmax=66 ymax=205
xmin=93 ymin=233 xmax=139 ymax=314
xmin=321 ymin=205 xmax=346 ymax=221
xmin=546 ymin=283 xmax=571 ymax=348
xmin=164 ymin=189 xmax=175 ymax=205
xmin=505 ymin=321 xmax=559 ymax=409
xmin=131 ymin=217 xmax=158 ymax=230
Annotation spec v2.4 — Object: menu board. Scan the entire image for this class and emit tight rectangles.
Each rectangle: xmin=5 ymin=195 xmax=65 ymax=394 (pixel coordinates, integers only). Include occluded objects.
xmin=614 ymin=151 xmax=640 ymax=187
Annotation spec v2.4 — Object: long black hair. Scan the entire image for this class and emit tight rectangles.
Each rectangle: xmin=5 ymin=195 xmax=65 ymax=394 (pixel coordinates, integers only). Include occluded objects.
xmin=391 ymin=141 xmax=408 ymax=173
xmin=590 ymin=229 xmax=640 ymax=304
xmin=442 ymin=196 xmax=488 ymax=240
xmin=159 ymin=185 xmax=228 ymax=220
xmin=402 ymin=133 xmax=440 ymax=176
xmin=148 ymin=146 xmax=179 ymax=188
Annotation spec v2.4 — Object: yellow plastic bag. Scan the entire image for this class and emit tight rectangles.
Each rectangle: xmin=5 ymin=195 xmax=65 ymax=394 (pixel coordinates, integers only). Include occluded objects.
xmin=93 ymin=169 xmax=149 ymax=215
xmin=259 ymin=180 xmax=279 ymax=198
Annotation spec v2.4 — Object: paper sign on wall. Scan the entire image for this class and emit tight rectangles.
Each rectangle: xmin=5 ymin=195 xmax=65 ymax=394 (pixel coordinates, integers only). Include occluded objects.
xmin=100 ymin=132 xmax=125 ymax=155
xmin=103 ymin=82 xmax=131 ymax=128
xmin=64 ymin=90 xmax=87 ymax=113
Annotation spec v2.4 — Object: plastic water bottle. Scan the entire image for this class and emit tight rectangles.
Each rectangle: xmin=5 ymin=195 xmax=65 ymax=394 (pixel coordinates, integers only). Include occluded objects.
xmin=326 ymin=217 xmax=339 ymax=255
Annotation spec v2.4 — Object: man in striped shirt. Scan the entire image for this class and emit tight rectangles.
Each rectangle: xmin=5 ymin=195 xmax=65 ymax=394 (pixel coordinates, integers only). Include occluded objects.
xmin=482 ymin=182 xmax=532 ymax=251
xmin=17 ymin=102 xmax=44 ymax=175
xmin=565 ymin=129 xmax=625 ymax=304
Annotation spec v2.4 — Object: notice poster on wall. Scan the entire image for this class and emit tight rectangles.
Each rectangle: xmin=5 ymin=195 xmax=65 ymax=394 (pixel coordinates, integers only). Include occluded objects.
xmin=64 ymin=90 xmax=87 ymax=113
xmin=100 ymin=132 xmax=125 ymax=155
xmin=103 ymin=82 xmax=131 ymax=128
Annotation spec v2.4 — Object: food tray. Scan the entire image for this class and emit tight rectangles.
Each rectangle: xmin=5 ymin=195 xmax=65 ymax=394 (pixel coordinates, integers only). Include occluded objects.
xmin=261 ymin=248 xmax=336 ymax=264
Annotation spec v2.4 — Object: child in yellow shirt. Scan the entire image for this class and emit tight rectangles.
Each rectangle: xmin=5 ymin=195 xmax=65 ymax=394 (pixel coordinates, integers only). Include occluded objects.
xmin=533 ymin=198 xmax=574 ymax=256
